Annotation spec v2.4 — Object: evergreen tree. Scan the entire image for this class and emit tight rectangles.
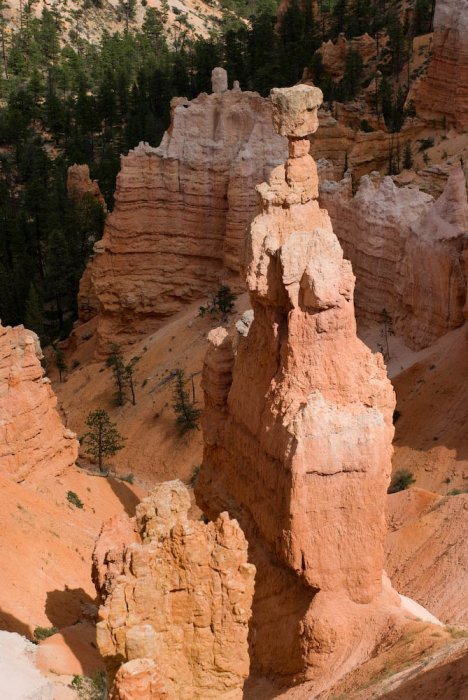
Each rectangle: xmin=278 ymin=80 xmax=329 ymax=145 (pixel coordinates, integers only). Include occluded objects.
xmin=83 ymin=408 xmax=125 ymax=473
xmin=403 ymin=141 xmax=413 ymax=170
xmin=173 ymin=369 xmax=201 ymax=435
xmin=25 ymin=284 xmax=44 ymax=339
xmin=53 ymin=344 xmax=67 ymax=381
xmin=106 ymin=343 xmax=126 ymax=406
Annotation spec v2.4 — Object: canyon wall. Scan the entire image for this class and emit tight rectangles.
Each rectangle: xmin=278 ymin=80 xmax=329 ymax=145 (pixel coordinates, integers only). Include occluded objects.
xmin=320 ymin=165 xmax=468 ymax=349
xmin=95 ymin=480 xmax=255 ymax=699
xmin=196 ymin=85 xmax=403 ymax=689
xmin=79 ymin=69 xmax=286 ymax=352
xmin=410 ymin=0 xmax=468 ymax=131
xmin=0 ymin=323 xmax=78 ymax=481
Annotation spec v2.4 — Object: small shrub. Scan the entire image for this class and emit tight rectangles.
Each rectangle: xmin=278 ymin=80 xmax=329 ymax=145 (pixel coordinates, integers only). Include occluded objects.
xmin=120 ymin=473 xmax=134 ymax=484
xmin=419 ymin=137 xmax=434 ymax=151
xmin=67 ymin=490 xmax=84 ymax=509
xmin=360 ymin=119 xmax=374 ymax=133
xmin=71 ymin=359 xmax=80 ymax=369
xmin=388 ymin=469 xmax=416 ymax=494
xmin=447 ymin=488 xmax=468 ymax=496
xmin=199 ymin=285 xmax=236 ymax=318
xmin=34 ymin=626 xmax=58 ymax=642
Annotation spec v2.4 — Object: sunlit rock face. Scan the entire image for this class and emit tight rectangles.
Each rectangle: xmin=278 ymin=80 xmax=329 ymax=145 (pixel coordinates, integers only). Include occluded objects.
xmin=79 ymin=68 xmax=287 ymax=353
xmin=196 ymin=85 xmax=403 ymax=691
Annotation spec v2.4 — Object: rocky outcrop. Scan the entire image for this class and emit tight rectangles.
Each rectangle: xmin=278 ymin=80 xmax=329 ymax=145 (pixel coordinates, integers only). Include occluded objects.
xmin=95 ymin=480 xmax=255 ymax=699
xmin=317 ymin=32 xmax=377 ymax=81
xmin=67 ymin=164 xmax=106 ymax=209
xmin=79 ymin=68 xmax=286 ymax=352
xmin=0 ymin=323 xmax=78 ymax=481
xmin=320 ymin=165 xmax=468 ymax=349
xmin=410 ymin=0 xmax=468 ymax=131
xmin=196 ymin=85 xmax=403 ymax=689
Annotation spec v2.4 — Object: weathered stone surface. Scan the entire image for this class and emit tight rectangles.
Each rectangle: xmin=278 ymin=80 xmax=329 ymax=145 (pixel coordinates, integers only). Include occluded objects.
xmin=320 ymin=165 xmax=468 ymax=349
xmin=410 ymin=0 xmax=468 ymax=131
xmin=196 ymin=85 xmax=402 ymax=689
xmin=79 ymin=78 xmax=286 ymax=352
xmin=67 ymin=163 xmax=106 ymax=209
xmin=0 ymin=323 xmax=78 ymax=481
xmin=317 ymin=32 xmax=377 ymax=81
xmin=95 ymin=480 xmax=255 ymax=699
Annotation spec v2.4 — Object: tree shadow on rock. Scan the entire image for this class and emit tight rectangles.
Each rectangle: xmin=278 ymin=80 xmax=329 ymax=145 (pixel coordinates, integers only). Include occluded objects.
xmin=107 ymin=476 xmax=140 ymax=517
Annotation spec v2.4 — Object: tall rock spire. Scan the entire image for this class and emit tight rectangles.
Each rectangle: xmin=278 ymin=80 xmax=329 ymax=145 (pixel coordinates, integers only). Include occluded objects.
xmin=196 ymin=85 xmax=402 ymax=688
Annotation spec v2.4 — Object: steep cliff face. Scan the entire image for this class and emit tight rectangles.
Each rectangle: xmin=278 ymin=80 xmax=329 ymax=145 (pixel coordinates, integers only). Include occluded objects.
xmin=320 ymin=166 xmax=468 ymax=349
xmin=0 ymin=323 xmax=78 ymax=481
xmin=79 ymin=69 xmax=286 ymax=352
xmin=410 ymin=0 xmax=468 ymax=131
xmin=95 ymin=480 xmax=255 ymax=700
xmin=196 ymin=85 xmax=403 ymax=688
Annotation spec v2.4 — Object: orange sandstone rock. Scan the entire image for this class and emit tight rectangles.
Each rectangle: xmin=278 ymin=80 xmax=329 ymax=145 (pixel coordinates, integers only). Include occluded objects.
xmin=67 ymin=163 xmax=106 ymax=210
xmin=79 ymin=70 xmax=286 ymax=352
xmin=0 ymin=323 xmax=78 ymax=481
xmin=410 ymin=0 xmax=468 ymax=131
xmin=320 ymin=165 xmax=468 ymax=349
xmin=95 ymin=480 xmax=255 ymax=699
xmin=196 ymin=85 xmax=403 ymax=689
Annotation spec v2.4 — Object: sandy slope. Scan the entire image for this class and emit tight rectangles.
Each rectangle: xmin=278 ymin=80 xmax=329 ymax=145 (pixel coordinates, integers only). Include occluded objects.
xmin=392 ymin=323 xmax=468 ymax=492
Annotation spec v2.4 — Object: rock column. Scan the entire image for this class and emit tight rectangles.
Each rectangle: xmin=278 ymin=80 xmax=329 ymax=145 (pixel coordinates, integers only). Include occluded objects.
xmin=196 ymin=86 xmax=401 ymax=688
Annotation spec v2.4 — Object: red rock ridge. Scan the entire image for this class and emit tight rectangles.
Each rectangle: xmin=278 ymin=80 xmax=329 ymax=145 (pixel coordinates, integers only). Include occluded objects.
xmin=79 ymin=68 xmax=286 ymax=352
xmin=0 ymin=322 xmax=78 ymax=481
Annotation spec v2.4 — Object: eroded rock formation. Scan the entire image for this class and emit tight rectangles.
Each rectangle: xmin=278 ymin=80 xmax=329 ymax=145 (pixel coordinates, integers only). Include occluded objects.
xmin=196 ymin=85 xmax=403 ymax=689
xmin=317 ymin=32 xmax=377 ymax=81
xmin=79 ymin=68 xmax=286 ymax=352
xmin=320 ymin=165 xmax=468 ymax=349
xmin=0 ymin=323 xmax=78 ymax=481
xmin=95 ymin=480 xmax=255 ymax=699
xmin=410 ymin=0 xmax=468 ymax=131
xmin=67 ymin=164 xmax=106 ymax=209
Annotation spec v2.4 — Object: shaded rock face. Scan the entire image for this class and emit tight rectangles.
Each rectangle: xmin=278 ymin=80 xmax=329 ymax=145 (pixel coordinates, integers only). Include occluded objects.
xmin=67 ymin=163 xmax=106 ymax=209
xmin=320 ymin=166 xmax=468 ymax=349
xmin=79 ymin=70 xmax=286 ymax=352
xmin=0 ymin=323 xmax=78 ymax=481
xmin=95 ymin=480 xmax=255 ymax=700
xmin=196 ymin=86 xmax=401 ymax=687
xmin=411 ymin=0 xmax=468 ymax=131
xmin=317 ymin=32 xmax=377 ymax=81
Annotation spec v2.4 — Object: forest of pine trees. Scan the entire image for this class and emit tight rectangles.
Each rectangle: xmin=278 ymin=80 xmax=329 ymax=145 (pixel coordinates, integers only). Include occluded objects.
xmin=0 ymin=0 xmax=433 ymax=343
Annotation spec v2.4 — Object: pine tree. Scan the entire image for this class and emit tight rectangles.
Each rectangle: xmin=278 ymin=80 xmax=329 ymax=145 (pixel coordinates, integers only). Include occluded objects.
xmin=124 ymin=357 xmax=138 ymax=406
xmin=106 ymin=343 xmax=126 ymax=406
xmin=173 ymin=369 xmax=201 ymax=435
xmin=83 ymin=408 xmax=125 ymax=473
xmin=53 ymin=344 xmax=67 ymax=381
xmin=25 ymin=284 xmax=44 ymax=339
xmin=403 ymin=141 xmax=413 ymax=170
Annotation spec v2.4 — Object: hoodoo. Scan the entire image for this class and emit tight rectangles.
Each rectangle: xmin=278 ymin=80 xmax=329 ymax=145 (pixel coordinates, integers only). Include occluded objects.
xmin=196 ymin=85 xmax=403 ymax=688
xmin=79 ymin=68 xmax=286 ymax=352
xmin=94 ymin=480 xmax=255 ymax=699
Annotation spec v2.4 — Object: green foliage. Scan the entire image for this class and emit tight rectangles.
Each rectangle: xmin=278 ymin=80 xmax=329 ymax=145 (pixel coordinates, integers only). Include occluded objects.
xmin=83 ymin=408 xmax=125 ymax=472
xmin=388 ymin=469 xmax=416 ymax=494
xmin=173 ymin=369 xmax=201 ymax=435
xmin=360 ymin=119 xmax=374 ymax=133
xmin=67 ymin=490 xmax=84 ymax=508
xmin=403 ymin=141 xmax=413 ymax=170
xmin=33 ymin=626 xmax=58 ymax=642
xmin=119 ymin=472 xmax=134 ymax=484
xmin=53 ymin=344 xmax=68 ymax=381
xmin=106 ymin=344 xmax=138 ymax=405
xmin=70 ymin=673 xmax=107 ymax=700
xmin=199 ymin=285 xmax=236 ymax=318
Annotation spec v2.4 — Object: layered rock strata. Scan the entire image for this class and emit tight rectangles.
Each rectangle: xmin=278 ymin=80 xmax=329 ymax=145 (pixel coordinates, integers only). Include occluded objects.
xmin=320 ymin=166 xmax=468 ymax=349
xmin=95 ymin=480 xmax=255 ymax=699
xmin=196 ymin=85 xmax=402 ymax=688
xmin=0 ymin=323 xmax=78 ymax=481
xmin=79 ymin=68 xmax=286 ymax=351
xmin=410 ymin=0 xmax=468 ymax=131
